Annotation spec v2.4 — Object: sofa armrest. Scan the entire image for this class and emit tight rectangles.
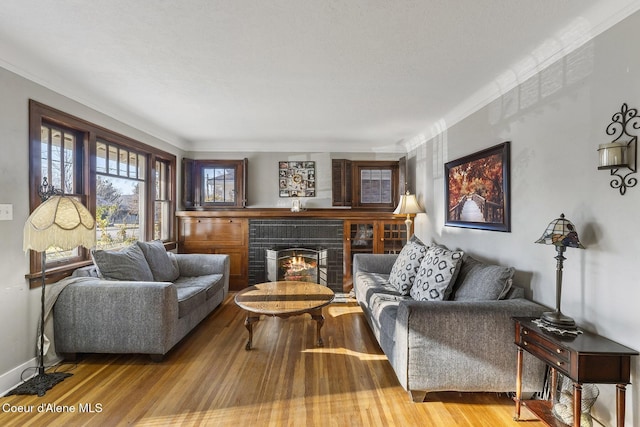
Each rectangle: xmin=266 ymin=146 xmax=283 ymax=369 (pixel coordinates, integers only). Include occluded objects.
xmin=174 ymin=253 xmax=230 ymax=277
xmin=353 ymin=253 xmax=398 ymax=276
xmin=54 ymin=280 xmax=179 ymax=355
xmin=394 ymin=298 xmax=547 ymax=394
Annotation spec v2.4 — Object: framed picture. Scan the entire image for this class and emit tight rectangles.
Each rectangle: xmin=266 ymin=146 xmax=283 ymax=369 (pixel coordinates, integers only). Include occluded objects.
xmin=444 ymin=142 xmax=511 ymax=232
xmin=278 ymin=161 xmax=316 ymax=197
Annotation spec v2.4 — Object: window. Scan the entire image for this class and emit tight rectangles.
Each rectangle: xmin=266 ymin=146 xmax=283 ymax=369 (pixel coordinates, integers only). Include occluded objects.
xmin=38 ymin=122 xmax=85 ymax=265
xmin=203 ymin=166 xmax=235 ymax=203
xmin=332 ymin=160 xmax=401 ymax=209
xmin=154 ymin=159 xmax=172 ymax=240
xmin=182 ymin=158 xmax=247 ymax=209
xmin=28 ymin=100 xmax=176 ymax=286
xmin=360 ymin=168 xmax=392 ymax=204
xmin=95 ymin=140 xmax=147 ymax=250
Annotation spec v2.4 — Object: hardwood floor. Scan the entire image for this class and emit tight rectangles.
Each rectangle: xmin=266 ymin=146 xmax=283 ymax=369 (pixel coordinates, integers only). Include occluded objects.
xmin=0 ymin=295 xmax=545 ymax=426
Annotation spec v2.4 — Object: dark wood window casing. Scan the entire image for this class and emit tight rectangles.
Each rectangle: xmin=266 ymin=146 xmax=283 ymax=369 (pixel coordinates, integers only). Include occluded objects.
xmin=332 ymin=159 xmax=401 ymax=209
xmin=27 ymin=100 xmax=176 ymax=286
xmin=182 ymin=158 xmax=248 ymax=209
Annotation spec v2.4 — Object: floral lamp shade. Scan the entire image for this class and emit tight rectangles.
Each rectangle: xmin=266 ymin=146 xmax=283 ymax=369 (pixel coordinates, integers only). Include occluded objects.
xmin=535 ymin=213 xmax=584 ymax=249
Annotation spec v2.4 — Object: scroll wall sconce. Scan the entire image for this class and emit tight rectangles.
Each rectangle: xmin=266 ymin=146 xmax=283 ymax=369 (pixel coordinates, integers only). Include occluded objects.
xmin=598 ymin=103 xmax=638 ymax=195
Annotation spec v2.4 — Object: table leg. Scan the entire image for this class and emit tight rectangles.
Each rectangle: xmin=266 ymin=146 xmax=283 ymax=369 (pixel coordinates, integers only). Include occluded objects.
xmin=514 ymin=346 xmax=523 ymax=421
xmin=244 ymin=315 xmax=260 ymax=350
xmin=616 ymin=384 xmax=626 ymax=427
xmin=309 ymin=308 xmax=325 ymax=347
xmin=572 ymin=382 xmax=582 ymax=427
xmin=550 ymin=368 xmax=558 ymax=404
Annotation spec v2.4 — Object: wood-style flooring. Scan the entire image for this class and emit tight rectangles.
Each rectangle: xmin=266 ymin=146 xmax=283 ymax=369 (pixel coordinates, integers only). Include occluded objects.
xmin=0 ymin=294 xmax=545 ymax=426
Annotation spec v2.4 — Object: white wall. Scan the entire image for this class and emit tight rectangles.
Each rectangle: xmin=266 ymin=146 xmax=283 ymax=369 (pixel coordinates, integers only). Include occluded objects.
xmin=409 ymin=11 xmax=640 ymax=426
xmin=0 ymin=66 xmax=181 ymax=394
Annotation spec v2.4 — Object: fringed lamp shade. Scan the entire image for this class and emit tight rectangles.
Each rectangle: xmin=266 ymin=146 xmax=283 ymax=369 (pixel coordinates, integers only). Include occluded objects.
xmin=23 ymin=196 xmax=96 ymax=252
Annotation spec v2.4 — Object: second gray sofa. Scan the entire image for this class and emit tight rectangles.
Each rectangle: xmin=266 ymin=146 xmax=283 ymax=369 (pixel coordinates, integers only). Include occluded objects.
xmin=353 ymin=239 xmax=548 ymax=402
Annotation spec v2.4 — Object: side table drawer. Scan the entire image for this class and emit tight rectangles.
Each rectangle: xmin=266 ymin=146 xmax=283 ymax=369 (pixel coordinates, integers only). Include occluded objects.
xmin=519 ymin=326 xmax=571 ymax=374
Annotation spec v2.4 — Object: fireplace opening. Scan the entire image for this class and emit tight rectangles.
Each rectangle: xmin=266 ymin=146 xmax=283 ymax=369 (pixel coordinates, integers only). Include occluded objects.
xmin=266 ymin=247 xmax=328 ymax=285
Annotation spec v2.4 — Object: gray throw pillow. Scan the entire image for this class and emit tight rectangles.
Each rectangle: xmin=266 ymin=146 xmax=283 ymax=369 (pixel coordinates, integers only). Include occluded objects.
xmin=138 ymin=240 xmax=180 ymax=282
xmin=452 ymin=255 xmax=514 ymax=301
xmin=388 ymin=239 xmax=428 ymax=295
xmin=410 ymin=245 xmax=464 ymax=301
xmin=91 ymin=243 xmax=154 ymax=282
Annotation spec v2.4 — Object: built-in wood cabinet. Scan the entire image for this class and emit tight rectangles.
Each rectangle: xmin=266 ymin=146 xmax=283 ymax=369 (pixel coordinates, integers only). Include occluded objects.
xmin=176 ymin=210 xmax=407 ymax=291
xmin=178 ymin=216 xmax=248 ymax=290
xmin=343 ymin=219 xmax=408 ymax=285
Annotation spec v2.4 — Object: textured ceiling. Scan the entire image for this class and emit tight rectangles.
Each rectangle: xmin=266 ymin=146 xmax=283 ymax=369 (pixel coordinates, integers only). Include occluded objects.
xmin=1 ymin=0 xmax=639 ymax=152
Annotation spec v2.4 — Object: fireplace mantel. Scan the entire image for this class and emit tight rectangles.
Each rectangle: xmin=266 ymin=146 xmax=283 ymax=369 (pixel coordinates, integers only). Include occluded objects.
xmin=177 ymin=208 xmax=399 ymax=220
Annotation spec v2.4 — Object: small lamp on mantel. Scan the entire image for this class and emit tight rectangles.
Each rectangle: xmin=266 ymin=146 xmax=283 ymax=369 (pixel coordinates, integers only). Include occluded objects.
xmin=6 ymin=179 xmax=96 ymax=397
xmin=394 ymin=190 xmax=424 ymax=243
xmin=535 ymin=213 xmax=585 ymax=331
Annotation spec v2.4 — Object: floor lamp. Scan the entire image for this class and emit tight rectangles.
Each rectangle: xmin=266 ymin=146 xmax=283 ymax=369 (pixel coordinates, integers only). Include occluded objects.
xmin=7 ymin=180 xmax=95 ymax=397
xmin=394 ymin=191 xmax=424 ymax=243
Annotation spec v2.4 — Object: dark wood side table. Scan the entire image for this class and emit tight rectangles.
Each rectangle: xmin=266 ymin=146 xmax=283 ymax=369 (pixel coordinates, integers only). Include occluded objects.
xmin=513 ymin=317 xmax=638 ymax=427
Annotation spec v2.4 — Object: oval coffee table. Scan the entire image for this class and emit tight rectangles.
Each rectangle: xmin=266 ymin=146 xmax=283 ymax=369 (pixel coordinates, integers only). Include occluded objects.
xmin=234 ymin=281 xmax=335 ymax=350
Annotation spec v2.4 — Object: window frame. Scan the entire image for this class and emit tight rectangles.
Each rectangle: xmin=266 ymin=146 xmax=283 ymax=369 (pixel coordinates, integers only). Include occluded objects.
xmin=329 ymin=160 xmax=399 ymax=209
xmin=27 ymin=100 xmax=176 ymax=286
xmin=182 ymin=158 xmax=247 ymax=209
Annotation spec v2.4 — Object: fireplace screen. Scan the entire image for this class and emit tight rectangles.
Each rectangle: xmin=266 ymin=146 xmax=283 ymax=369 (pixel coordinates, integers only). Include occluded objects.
xmin=266 ymin=248 xmax=327 ymax=285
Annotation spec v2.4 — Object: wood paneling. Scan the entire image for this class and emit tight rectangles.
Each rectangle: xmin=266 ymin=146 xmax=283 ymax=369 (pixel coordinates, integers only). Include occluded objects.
xmin=179 ymin=217 xmax=248 ymax=290
xmin=177 ymin=210 xmax=405 ymax=291
xmin=0 ymin=296 xmax=546 ymax=427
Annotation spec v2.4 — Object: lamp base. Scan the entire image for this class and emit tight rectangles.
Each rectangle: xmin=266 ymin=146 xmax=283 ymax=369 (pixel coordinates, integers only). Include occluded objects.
xmin=540 ymin=311 xmax=577 ymax=330
xmin=4 ymin=372 xmax=72 ymax=397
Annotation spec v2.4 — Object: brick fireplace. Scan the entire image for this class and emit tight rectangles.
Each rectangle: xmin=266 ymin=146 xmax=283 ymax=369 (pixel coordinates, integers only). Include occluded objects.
xmin=248 ymin=219 xmax=343 ymax=292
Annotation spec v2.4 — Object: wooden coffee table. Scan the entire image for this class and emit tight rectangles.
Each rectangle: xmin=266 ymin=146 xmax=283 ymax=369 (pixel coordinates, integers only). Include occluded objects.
xmin=234 ymin=281 xmax=335 ymax=350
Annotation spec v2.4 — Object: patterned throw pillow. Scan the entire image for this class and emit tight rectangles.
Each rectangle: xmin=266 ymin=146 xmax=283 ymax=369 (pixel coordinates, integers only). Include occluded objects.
xmin=388 ymin=240 xmax=428 ymax=295
xmin=410 ymin=246 xmax=464 ymax=301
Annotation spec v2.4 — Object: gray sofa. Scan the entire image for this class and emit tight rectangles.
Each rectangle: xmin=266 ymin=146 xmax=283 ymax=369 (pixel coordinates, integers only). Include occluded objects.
xmin=53 ymin=241 xmax=230 ymax=361
xmin=353 ymin=242 xmax=548 ymax=402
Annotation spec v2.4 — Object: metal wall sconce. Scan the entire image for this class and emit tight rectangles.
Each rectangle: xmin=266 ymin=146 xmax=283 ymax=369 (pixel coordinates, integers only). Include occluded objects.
xmin=598 ymin=103 xmax=638 ymax=195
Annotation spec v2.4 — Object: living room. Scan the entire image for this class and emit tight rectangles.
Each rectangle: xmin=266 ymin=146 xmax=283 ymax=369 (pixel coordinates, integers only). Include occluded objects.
xmin=1 ymin=1 xmax=640 ymax=426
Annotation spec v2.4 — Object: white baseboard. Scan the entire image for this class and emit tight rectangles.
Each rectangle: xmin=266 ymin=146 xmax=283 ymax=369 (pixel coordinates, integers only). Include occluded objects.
xmin=0 ymin=358 xmax=37 ymax=396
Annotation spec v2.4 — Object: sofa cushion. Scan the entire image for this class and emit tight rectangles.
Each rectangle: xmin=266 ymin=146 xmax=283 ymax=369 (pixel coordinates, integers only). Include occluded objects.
xmin=175 ymin=286 xmax=207 ymax=318
xmin=369 ymin=293 xmax=410 ymax=357
xmin=91 ymin=244 xmax=154 ymax=282
xmin=452 ymin=255 xmax=515 ymax=301
xmin=410 ymin=246 xmax=464 ymax=301
xmin=388 ymin=239 xmax=428 ymax=295
xmin=137 ymin=240 xmax=180 ymax=282
xmin=354 ymin=272 xmax=399 ymax=307
xmin=174 ymin=274 xmax=225 ymax=300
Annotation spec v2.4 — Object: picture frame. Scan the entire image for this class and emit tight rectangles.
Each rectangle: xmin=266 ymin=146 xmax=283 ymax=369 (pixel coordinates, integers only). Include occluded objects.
xmin=444 ymin=142 xmax=511 ymax=232
xmin=278 ymin=161 xmax=316 ymax=197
